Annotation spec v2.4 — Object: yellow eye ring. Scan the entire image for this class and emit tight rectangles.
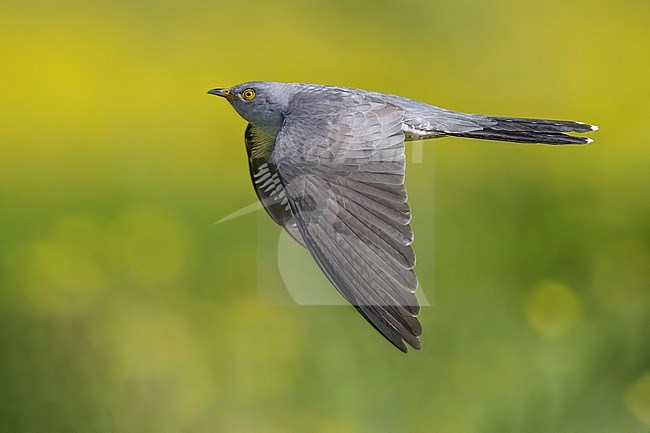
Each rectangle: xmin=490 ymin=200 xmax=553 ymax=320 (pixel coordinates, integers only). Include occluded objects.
xmin=241 ymin=89 xmax=255 ymax=100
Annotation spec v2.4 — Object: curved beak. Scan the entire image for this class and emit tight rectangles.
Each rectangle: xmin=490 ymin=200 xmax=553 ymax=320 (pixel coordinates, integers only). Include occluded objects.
xmin=208 ymin=88 xmax=231 ymax=99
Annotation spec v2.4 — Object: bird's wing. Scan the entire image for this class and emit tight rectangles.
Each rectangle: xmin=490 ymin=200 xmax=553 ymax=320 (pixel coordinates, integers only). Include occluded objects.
xmin=244 ymin=123 xmax=305 ymax=246
xmin=272 ymin=90 xmax=421 ymax=352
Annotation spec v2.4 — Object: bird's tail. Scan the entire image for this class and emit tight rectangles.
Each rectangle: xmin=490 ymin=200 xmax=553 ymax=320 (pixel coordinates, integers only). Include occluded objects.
xmin=448 ymin=116 xmax=598 ymax=145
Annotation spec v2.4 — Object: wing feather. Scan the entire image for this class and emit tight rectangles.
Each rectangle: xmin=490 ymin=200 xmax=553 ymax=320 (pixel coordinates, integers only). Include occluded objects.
xmin=244 ymin=123 xmax=306 ymax=247
xmin=273 ymin=89 xmax=422 ymax=351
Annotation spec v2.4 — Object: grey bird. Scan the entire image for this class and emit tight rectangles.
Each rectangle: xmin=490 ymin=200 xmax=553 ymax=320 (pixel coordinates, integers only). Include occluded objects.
xmin=208 ymin=81 xmax=597 ymax=352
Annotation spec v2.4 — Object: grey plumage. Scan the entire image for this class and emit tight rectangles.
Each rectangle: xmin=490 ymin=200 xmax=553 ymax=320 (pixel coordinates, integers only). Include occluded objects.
xmin=208 ymin=81 xmax=597 ymax=352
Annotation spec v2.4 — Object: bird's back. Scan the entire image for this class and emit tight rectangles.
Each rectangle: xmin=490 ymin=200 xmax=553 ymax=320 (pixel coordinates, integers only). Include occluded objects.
xmin=281 ymin=83 xmax=595 ymax=145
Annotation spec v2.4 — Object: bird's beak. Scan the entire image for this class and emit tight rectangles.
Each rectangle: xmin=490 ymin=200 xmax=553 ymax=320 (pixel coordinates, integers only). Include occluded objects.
xmin=208 ymin=88 xmax=231 ymax=99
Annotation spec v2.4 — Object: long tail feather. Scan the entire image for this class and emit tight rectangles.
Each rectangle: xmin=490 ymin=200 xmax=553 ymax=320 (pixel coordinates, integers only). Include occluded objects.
xmin=450 ymin=116 xmax=597 ymax=145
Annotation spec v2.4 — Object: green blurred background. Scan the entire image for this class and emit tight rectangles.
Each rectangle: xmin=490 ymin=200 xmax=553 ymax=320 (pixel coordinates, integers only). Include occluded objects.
xmin=1 ymin=0 xmax=648 ymax=431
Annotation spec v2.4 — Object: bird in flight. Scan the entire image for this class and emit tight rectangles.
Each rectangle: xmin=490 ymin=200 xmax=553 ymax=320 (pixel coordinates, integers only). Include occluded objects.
xmin=208 ymin=82 xmax=597 ymax=352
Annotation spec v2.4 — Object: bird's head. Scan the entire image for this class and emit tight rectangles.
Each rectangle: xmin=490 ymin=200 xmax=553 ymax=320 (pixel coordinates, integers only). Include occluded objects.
xmin=208 ymin=81 xmax=289 ymax=135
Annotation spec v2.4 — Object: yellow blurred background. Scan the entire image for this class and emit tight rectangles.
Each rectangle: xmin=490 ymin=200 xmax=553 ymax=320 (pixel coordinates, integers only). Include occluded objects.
xmin=1 ymin=0 xmax=648 ymax=431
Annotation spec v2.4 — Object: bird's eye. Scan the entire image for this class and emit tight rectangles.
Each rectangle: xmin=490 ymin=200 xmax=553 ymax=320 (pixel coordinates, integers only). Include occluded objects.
xmin=241 ymin=89 xmax=256 ymax=100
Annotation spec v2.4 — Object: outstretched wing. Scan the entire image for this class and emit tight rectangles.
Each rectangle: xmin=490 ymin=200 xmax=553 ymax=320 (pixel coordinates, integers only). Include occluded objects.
xmin=244 ymin=123 xmax=305 ymax=246
xmin=272 ymin=89 xmax=422 ymax=352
